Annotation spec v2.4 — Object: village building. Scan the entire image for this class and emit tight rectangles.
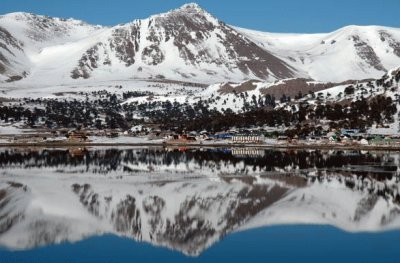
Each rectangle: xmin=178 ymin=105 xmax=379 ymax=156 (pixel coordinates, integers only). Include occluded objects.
xmin=341 ymin=129 xmax=361 ymax=138
xmin=166 ymin=134 xmax=197 ymax=144
xmin=231 ymin=134 xmax=265 ymax=144
xmin=208 ymin=133 xmax=233 ymax=140
xmin=67 ymin=130 xmax=89 ymax=142
xmin=277 ymin=135 xmax=288 ymax=141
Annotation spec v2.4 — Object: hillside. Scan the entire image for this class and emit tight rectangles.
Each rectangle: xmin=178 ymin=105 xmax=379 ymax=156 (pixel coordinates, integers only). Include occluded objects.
xmin=0 ymin=3 xmax=400 ymax=86
xmin=237 ymin=25 xmax=400 ymax=82
xmin=0 ymin=3 xmax=299 ymax=85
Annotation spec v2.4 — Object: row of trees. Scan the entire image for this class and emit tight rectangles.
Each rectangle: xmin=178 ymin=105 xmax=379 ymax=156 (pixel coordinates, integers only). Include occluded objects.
xmin=1 ymin=94 xmax=397 ymax=133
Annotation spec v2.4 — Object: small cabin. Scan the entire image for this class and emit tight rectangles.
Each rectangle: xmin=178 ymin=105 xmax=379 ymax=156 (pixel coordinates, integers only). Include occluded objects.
xmin=68 ymin=130 xmax=89 ymax=142
xmin=277 ymin=135 xmax=288 ymax=141
xmin=166 ymin=134 xmax=197 ymax=144
xmin=180 ymin=134 xmax=196 ymax=141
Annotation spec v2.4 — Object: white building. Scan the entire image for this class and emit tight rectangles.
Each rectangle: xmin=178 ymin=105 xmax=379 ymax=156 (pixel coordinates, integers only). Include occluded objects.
xmin=232 ymin=134 xmax=265 ymax=144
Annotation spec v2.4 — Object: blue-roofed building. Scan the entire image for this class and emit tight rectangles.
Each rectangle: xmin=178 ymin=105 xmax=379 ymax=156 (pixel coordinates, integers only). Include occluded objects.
xmin=341 ymin=129 xmax=360 ymax=137
xmin=208 ymin=133 xmax=233 ymax=140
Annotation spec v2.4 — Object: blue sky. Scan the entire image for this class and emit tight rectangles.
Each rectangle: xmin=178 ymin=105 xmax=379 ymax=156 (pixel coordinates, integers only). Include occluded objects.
xmin=1 ymin=0 xmax=399 ymax=33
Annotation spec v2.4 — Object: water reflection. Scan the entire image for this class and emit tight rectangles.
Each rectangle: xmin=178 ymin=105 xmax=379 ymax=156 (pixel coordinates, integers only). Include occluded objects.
xmin=0 ymin=147 xmax=399 ymax=256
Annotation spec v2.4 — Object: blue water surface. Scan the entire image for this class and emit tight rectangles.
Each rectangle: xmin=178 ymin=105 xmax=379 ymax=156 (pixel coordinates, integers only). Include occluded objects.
xmin=1 ymin=225 xmax=399 ymax=263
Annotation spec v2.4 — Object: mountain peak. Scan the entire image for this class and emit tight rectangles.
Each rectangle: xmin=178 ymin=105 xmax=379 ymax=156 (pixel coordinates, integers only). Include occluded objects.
xmin=178 ymin=3 xmax=203 ymax=12
xmin=149 ymin=2 xmax=211 ymax=21
xmin=166 ymin=2 xmax=211 ymax=17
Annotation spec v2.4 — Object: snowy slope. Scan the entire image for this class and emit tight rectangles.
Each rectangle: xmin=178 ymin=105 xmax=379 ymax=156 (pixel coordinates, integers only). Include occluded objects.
xmin=237 ymin=25 xmax=400 ymax=82
xmin=0 ymin=3 xmax=299 ymax=86
xmin=2 ymin=3 xmax=399 ymax=87
xmin=123 ymin=65 xmax=400 ymax=117
xmin=0 ymin=12 xmax=102 ymax=82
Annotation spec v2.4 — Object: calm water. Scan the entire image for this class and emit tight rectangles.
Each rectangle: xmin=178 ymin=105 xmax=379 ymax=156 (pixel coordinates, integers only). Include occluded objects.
xmin=0 ymin=147 xmax=399 ymax=262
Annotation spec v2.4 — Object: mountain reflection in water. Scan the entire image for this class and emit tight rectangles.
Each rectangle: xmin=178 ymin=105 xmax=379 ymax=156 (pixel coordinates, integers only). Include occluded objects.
xmin=0 ymin=147 xmax=399 ymax=257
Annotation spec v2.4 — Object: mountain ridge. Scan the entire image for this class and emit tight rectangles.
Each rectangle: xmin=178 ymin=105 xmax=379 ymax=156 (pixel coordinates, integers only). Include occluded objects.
xmin=1 ymin=3 xmax=399 ymax=85
xmin=236 ymin=24 xmax=400 ymax=81
xmin=0 ymin=4 xmax=299 ymax=85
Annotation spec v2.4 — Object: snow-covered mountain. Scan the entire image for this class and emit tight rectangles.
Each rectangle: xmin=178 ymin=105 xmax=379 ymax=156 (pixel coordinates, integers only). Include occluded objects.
xmin=237 ymin=25 xmax=400 ymax=82
xmin=0 ymin=12 xmax=102 ymax=82
xmin=0 ymin=3 xmax=299 ymax=85
xmin=1 ymin=3 xmax=399 ymax=86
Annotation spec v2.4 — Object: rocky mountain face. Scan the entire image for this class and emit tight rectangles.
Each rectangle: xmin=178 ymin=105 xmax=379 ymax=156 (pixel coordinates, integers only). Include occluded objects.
xmin=1 ymin=3 xmax=399 ymax=85
xmin=0 ymin=3 xmax=298 ymax=85
xmin=0 ymin=24 xmax=27 ymax=81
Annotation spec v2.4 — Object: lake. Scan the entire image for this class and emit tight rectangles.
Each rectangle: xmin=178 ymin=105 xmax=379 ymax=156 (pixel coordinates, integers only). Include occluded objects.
xmin=0 ymin=147 xmax=399 ymax=262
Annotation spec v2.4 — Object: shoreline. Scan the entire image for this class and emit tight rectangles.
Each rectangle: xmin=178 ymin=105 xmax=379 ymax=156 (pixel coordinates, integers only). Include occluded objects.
xmin=1 ymin=141 xmax=400 ymax=151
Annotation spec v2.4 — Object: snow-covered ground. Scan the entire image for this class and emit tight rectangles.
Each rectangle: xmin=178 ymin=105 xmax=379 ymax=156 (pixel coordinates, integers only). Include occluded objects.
xmin=0 ymin=124 xmax=29 ymax=134
xmin=89 ymin=136 xmax=163 ymax=144
xmin=0 ymin=78 xmax=203 ymax=99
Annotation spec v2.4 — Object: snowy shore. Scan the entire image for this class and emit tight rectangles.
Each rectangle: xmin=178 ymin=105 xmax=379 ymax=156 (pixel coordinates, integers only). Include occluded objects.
xmin=1 ymin=136 xmax=400 ymax=151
